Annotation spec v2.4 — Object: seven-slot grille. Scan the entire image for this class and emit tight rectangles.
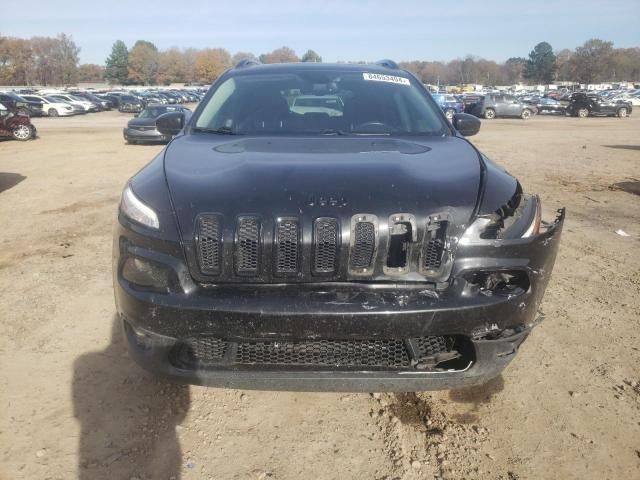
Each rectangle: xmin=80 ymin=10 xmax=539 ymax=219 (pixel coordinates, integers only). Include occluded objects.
xmin=275 ymin=218 xmax=300 ymax=275
xmin=236 ymin=216 xmax=260 ymax=275
xmin=313 ymin=218 xmax=339 ymax=274
xmin=194 ymin=214 xmax=450 ymax=279
xmin=196 ymin=215 xmax=222 ymax=275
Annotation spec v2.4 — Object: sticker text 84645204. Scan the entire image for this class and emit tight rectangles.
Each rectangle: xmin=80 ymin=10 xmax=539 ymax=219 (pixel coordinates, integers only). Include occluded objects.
xmin=362 ymin=72 xmax=410 ymax=86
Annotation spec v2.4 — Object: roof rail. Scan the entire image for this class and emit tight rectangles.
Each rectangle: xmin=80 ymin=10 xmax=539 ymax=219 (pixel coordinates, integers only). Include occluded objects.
xmin=375 ymin=59 xmax=399 ymax=70
xmin=235 ymin=59 xmax=261 ymax=69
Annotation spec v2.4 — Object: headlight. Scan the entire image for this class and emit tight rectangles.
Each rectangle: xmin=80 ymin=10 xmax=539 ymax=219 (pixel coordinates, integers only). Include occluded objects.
xmin=460 ymin=194 xmax=540 ymax=244
xmin=120 ymin=184 xmax=160 ymax=229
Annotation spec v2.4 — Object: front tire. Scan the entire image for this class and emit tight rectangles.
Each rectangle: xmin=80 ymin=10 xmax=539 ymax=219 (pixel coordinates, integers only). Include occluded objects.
xmin=484 ymin=108 xmax=496 ymax=119
xmin=521 ymin=109 xmax=532 ymax=120
xmin=617 ymin=107 xmax=628 ymax=118
xmin=577 ymin=108 xmax=589 ymax=118
xmin=12 ymin=125 xmax=32 ymax=141
xmin=48 ymin=108 xmax=59 ymax=117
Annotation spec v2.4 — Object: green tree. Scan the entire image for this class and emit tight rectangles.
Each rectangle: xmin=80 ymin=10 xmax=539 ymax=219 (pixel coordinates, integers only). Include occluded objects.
xmin=128 ymin=40 xmax=159 ymax=85
xmin=301 ymin=49 xmax=322 ymax=62
xmin=524 ymin=42 xmax=556 ymax=83
xmin=104 ymin=40 xmax=129 ymax=85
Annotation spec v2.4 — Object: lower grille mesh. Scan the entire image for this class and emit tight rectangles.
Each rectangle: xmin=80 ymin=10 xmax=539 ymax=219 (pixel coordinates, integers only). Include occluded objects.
xmin=176 ymin=335 xmax=455 ymax=370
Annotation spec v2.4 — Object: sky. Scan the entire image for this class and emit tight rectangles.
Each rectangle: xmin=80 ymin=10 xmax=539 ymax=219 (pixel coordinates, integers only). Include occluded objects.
xmin=3 ymin=0 xmax=640 ymax=65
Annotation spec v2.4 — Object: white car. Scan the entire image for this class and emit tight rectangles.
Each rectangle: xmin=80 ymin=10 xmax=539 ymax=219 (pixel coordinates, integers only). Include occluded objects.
xmin=21 ymin=95 xmax=75 ymax=117
xmin=48 ymin=94 xmax=96 ymax=112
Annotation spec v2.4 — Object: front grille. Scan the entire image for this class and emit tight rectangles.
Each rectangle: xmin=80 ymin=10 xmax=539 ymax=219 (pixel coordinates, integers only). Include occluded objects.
xmin=175 ymin=335 xmax=458 ymax=370
xmin=236 ymin=216 xmax=260 ymax=275
xmin=313 ymin=218 xmax=339 ymax=275
xmin=197 ymin=215 xmax=222 ymax=275
xmin=193 ymin=213 xmax=451 ymax=281
xmin=422 ymin=220 xmax=448 ymax=272
xmin=350 ymin=221 xmax=376 ymax=269
xmin=275 ymin=218 xmax=300 ymax=275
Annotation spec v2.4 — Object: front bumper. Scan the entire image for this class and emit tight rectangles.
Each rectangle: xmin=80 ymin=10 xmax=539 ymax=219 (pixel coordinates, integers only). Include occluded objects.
xmin=114 ymin=210 xmax=564 ymax=391
xmin=123 ymin=127 xmax=170 ymax=143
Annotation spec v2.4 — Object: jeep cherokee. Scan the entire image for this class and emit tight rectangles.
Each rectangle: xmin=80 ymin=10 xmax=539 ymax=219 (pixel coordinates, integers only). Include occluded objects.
xmin=113 ymin=60 xmax=564 ymax=392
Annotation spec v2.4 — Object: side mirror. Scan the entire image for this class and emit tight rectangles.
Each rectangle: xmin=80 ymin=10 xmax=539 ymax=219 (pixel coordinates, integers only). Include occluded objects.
xmin=156 ymin=111 xmax=185 ymax=136
xmin=453 ymin=113 xmax=481 ymax=137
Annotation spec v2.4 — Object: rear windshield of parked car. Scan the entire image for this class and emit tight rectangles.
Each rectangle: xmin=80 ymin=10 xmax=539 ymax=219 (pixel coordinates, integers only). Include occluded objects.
xmin=194 ymin=70 xmax=449 ymax=136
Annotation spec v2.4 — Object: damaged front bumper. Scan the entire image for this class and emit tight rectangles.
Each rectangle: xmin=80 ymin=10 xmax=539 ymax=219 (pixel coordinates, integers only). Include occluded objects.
xmin=114 ymin=210 xmax=564 ymax=392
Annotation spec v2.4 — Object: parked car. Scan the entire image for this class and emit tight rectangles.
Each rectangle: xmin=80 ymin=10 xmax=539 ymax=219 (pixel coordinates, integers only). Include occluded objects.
xmin=470 ymin=94 xmax=537 ymax=119
xmin=45 ymin=96 xmax=86 ymax=115
xmin=432 ymin=94 xmax=465 ymax=120
xmin=118 ymin=94 xmax=145 ymax=113
xmin=48 ymin=94 xmax=97 ymax=113
xmin=114 ymin=60 xmax=563 ymax=391
xmin=0 ymin=92 xmax=44 ymax=117
xmin=99 ymin=94 xmax=122 ymax=108
xmin=0 ymin=103 xmax=37 ymax=140
xmin=73 ymin=92 xmax=111 ymax=110
xmin=524 ymin=97 xmax=566 ymax=115
xmin=123 ymin=104 xmax=192 ymax=144
xmin=20 ymin=95 xmax=75 ymax=117
xmin=565 ymin=92 xmax=632 ymax=118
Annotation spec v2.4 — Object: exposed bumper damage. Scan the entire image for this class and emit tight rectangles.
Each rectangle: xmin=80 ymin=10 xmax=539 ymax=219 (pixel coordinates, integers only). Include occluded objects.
xmin=114 ymin=208 xmax=564 ymax=391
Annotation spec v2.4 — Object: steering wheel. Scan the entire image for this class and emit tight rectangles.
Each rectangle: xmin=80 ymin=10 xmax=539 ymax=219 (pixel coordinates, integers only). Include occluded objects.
xmin=352 ymin=121 xmax=397 ymax=133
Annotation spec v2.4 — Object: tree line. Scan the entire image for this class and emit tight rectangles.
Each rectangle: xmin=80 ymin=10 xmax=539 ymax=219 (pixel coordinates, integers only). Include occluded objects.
xmin=401 ymin=40 xmax=640 ymax=86
xmin=1 ymin=33 xmax=639 ymax=87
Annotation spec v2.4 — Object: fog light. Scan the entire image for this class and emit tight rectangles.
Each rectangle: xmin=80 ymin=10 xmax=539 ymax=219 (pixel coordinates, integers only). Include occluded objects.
xmin=462 ymin=270 xmax=530 ymax=297
xmin=122 ymin=257 xmax=170 ymax=291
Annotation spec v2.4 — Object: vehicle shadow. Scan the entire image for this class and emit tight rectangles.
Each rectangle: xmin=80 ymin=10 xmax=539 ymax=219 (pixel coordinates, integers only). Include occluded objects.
xmin=602 ymin=145 xmax=640 ymax=151
xmin=72 ymin=316 xmax=190 ymax=479
xmin=0 ymin=172 xmax=26 ymax=194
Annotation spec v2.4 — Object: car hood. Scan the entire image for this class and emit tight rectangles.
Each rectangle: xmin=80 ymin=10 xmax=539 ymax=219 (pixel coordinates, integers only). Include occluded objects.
xmin=163 ymin=134 xmax=482 ymax=241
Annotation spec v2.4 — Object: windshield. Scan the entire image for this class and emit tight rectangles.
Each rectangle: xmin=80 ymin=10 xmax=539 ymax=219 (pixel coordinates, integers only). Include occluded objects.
xmin=194 ymin=70 xmax=448 ymax=136
xmin=137 ymin=106 xmax=180 ymax=118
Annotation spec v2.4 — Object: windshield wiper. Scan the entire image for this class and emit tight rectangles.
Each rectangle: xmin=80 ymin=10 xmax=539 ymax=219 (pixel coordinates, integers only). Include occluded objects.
xmin=320 ymin=129 xmax=351 ymax=136
xmin=193 ymin=126 xmax=242 ymax=135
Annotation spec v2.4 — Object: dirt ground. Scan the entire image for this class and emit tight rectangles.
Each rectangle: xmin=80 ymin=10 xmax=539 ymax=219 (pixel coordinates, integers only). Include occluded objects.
xmin=1 ymin=109 xmax=639 ymax=480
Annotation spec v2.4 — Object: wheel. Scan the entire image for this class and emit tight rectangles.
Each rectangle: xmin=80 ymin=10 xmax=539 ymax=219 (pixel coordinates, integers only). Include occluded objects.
xmin=12 ymin=124 xmax=32 ymax=141
xmin=521 ymin=109 xmax=532 ymax=120
xmin=617 ymin=107 xmax=628 ymax=118
xmin=484 ymin=108 xmax=496 ymax=119
xmin=48 ymin=108 xmax=59 ymax=117
xmin=445 ymin=109 xmax=455 ymax=121
xmin=577 ymin=108 xmax=589 ymax=118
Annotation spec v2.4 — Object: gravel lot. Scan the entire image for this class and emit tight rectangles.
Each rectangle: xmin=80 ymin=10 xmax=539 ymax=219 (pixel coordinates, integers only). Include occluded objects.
xmin=1 ymin=110 xmax=639 ymax=480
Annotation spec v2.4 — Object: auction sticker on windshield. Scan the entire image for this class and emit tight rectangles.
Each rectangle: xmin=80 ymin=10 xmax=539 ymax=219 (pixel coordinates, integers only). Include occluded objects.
xmin=363 ymin=72 xmax=410 ymax=86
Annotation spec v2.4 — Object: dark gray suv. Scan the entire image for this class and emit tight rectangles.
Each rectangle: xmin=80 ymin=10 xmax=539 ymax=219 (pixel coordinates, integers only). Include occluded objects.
xmin=471 ymin=94 xmax=537 ymax=120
